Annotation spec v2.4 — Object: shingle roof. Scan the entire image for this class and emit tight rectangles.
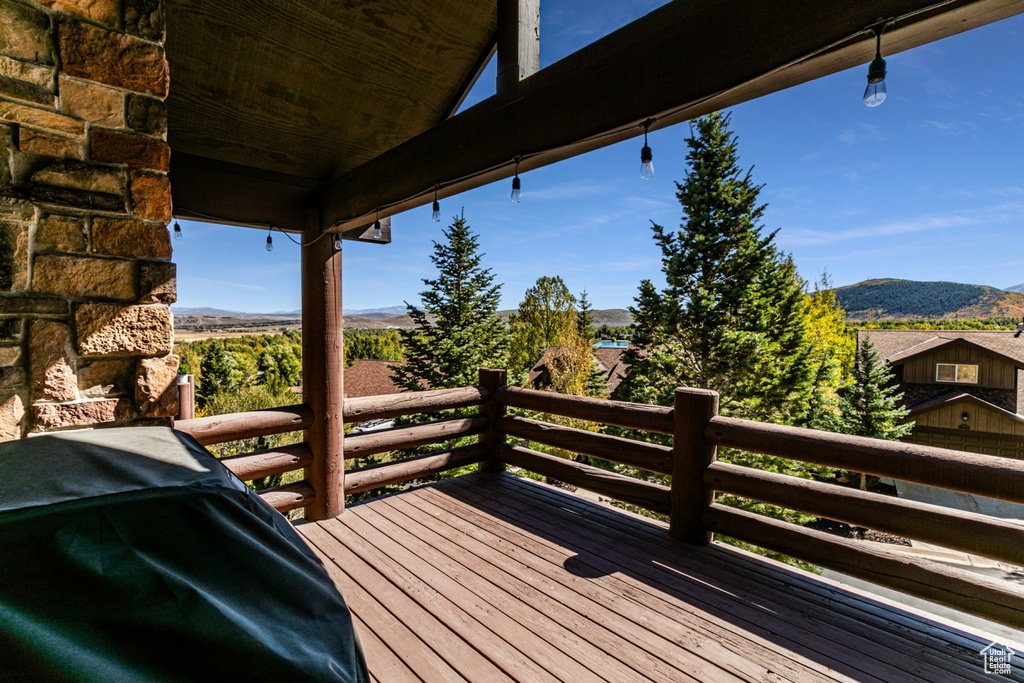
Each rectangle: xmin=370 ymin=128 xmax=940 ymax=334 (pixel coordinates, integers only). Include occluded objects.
xmin=344 ymin=360 xmax=406 ymax=398
xmin=905 ymin=390 xmax=1024 ymax=424
xmin=858 ymin=330 xmax=1024 ymax=368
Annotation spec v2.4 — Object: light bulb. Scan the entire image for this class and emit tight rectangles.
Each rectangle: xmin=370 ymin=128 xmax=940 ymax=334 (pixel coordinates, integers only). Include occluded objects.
xmin=511 ymin=175 xmax=522 ymax=203
xmin=432 ymin=200 xmax=441 ymax=222
xmin=863 ymin=34 xmax=887 ymax=108
xmin=373 ymin=220 xmax=382 ymax=239
xmin=173 ymin=221 xmax=182 ymax=240
xmin=334 ymin=235 xmax=342 ymax=251
xmin=863 ymin=78 xmax=886 ymax=107
xmin=640 ymin=145 xmax=654 ymax=180
xmin=266 ymin=234 xmax=273 ymax=252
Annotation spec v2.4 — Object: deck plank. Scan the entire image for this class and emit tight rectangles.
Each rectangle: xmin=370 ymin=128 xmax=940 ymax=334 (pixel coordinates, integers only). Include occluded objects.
xmin=481 ymin=472 xmax=1012 ymax=676
xmin=296 ymin=472 xmax=1021 ymax=683
xmin=453 ymin=473 xmax=1002 ymax=683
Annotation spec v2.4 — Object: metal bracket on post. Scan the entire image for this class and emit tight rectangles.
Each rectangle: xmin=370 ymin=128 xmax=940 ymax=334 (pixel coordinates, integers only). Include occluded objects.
xmin=478 ymin=368 xmax=508 ymax=472
xmin=670 ymin=387 xmax=719 ymax=543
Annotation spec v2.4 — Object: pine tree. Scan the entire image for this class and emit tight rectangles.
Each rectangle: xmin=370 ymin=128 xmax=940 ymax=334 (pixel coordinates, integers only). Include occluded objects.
xmin=576 ymin=290 xmax=595 ymax=342
xmin=619 ymin=112 xmax=813 ymax=426
xmin=839 ymin=338 xmax=913 ymax=441
xmin=391 ymin=214 xmax=509 ymax=392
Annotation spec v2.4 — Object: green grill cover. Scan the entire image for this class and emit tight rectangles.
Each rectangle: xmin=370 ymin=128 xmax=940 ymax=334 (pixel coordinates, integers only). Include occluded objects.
xmin=0 ymin=427 xmax=368 ymax=682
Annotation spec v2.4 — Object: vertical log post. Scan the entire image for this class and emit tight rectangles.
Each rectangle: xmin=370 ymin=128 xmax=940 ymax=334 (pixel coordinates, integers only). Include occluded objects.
xmin=671 ymin=387 xmax=719 ymax=543
xmin=496 ymin=0 xmax=540 ymax=94
xmin=176 ymin=374 xmax=195 ymax=421
xmin=302 ymin=208 xmax=345 ymax=520
xmin=478 ymin=368 xmax=508 ymax=472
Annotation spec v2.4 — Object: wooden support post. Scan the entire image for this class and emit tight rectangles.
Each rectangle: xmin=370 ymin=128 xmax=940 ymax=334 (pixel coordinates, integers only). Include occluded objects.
xmin=671 ymin=387 xmax=719 ymax=543
xmin=496 ymin=0 xmax=540 ymax=94
xmin=176 ymin=374 xmax=195 ymax=421
xmin=302 ymin=208 xmax=344 ymax=520
xmin=478 ymin=368 xmax=508 ymax=472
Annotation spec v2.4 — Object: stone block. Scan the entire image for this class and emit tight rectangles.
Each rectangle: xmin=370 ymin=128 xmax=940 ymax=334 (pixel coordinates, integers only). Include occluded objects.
xmin=36 ymin=0 xmax=118 ymax=28
xmin=139 ymin=260 xmax=175 ymax=303
xmin=0 ymin=220 xmax=28 ymax=292
xmin=0 ymin=74 xmax=54 ymax=106
xmin=0 ymin=318 xmax=23 ymax=341
xmin=0 ymin=391 xmax=25 ymax=440
xmin=34 ymin=397 xmax=132 ymax=429
xmin=136 ymin=353 xmax=177 ymax=417
xmin=129 ymin=170 xmax=170 ymax=223
xmin=19 ymin=130 xmax=85 ymax=160
xmin=33 ymin=253 xmax=135 ymax=300
xmin=126 ymin=94 xmax=166 ymax=138
xmin=0 ymin=54 xmax=55 ymax=88
xmin=32 ymin=160 xmax=123 ymax=195
xmin=0 ymin=0 xmax=54 ymax=65
xmin=0 ymin=196 xmax=34 ymax=221
xmin=29 ymin=319 xmax=77 ymax=401
xmin=0 ymin=345 xmax=20 ymax=366
xmin=76 ymin=303 xmax=172 ymax=356
xmin=125 ymin=0 xmax=165 ymax=42
xmin=30 ymin=185 xmax=124 ymax=213
xmin=92 ymin=216 xmax=171 ymax=259
xmin=59 ymin=76 xmax=124 ymax=127
xmin=0 ymin=296 xmax=68 ymax=315
xmin=0 ymin=100 xmax=85 ymax=137
xmin=35 ymin=214 xmax=87 ymax=252
xmin=0 ymin=364 xmax=24 ymax=389
xmin=90 ymin=129 xmax=170 ymax=172
xmin=58 ymin=20 xmax=168 ymax=98
xmin=79 ymin=358 xmax=133 ymax=397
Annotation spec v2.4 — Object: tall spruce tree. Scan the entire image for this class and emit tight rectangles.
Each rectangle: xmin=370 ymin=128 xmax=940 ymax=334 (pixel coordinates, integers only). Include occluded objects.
xmin=619 ymin=112 xmax=813 ymax=426
xmin=391 ymin=214 xmax=509 ymax=392
xmin=839 ymin=338 xmax=913 ymax=441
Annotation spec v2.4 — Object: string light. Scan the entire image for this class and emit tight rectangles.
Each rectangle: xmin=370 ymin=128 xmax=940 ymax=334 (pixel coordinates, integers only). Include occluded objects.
xmin=173 ymin=221 xmax=182 ymax=240
xmin=863 ymin=24 xmax=888 ymax=107
xmin=265 ymin=226 xmax=273 ymax=252
xmin=640 ymin=119 xmax=655 ymax=180
xmin=334 ymin=234 xmax=342 ymax=251
xmin=510 ymin=157 xmax=522 ymax=203
xmin=432 ymin=186 xmax=441 ymax=222
xmin=373 ymin=207 xmax=382 ymax=240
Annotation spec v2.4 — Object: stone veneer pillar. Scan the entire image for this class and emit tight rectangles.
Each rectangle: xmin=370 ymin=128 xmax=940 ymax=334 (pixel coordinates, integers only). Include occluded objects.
xmin=0 ymin=0 xmax=177 ymax=439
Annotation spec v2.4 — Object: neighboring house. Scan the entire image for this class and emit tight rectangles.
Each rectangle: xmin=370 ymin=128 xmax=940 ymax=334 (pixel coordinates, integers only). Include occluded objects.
xmin=344 ymin=360 xmax=406 ymax=399
xmin=859 ymin=330 xmax=1024 ymax=460
xmin=528 ymin=346 xmax=628 ymax=398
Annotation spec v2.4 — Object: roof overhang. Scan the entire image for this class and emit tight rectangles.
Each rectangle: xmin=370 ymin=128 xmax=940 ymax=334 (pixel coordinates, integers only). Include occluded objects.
xmin=907 ymin=391 xmax=1024 ymax=424
xmin=887 ymin=337 xmax=1024 ymax=370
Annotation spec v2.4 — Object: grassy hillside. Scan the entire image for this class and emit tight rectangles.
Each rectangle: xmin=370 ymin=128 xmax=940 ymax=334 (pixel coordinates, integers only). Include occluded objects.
xmin=834 ymin=279 xmax=1024 ymax=320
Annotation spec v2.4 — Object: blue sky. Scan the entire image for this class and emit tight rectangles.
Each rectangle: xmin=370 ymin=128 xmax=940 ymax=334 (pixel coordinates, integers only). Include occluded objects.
xmin=172 ymin=2 xmax=1024 ymax=314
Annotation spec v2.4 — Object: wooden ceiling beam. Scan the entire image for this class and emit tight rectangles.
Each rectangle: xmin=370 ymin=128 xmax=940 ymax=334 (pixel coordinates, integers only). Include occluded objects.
xmin=497 ymin=0 xmax=541 ymax=94
xmin=322 ymin=0 xmax=1024 ymax=233
xmin=442 ymin=35 xmax=497 ymax=121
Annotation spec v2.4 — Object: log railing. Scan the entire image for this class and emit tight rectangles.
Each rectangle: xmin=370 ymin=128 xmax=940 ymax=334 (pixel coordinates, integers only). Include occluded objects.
xmin=174 ymin=368 xmax=1024 ymax=627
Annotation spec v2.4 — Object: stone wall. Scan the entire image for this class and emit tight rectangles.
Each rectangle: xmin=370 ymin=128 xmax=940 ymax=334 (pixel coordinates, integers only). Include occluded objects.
xmin=0 ymin=0 xmax=177 ymax=440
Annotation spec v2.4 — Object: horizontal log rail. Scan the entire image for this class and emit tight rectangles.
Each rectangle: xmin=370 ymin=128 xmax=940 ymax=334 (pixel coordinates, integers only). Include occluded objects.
xmin=703 ymin=503 xmax=1024 ymax=629
xmin=497 ymin=443 xmax=671 ymax=515
xmin=174 ymin=404 xmax=314 ymax=446
xmin=497 ymin=386 xmax=674 ymax=434
xmin=708 ymin=416 xmax=1024 ymax=505
xmin=705 ymin=461 xmax=1024 ymax=569
xmin=344 ymin=415 xmax=489 ymax=460
xmin=343 ymin=386 xmax=489 ymax=423
xmin=346 ymin=444 xmax=489 ymax=495
xmin=220 ymin=443 xmax=314 ymax=482
xmin=500 ymin=415 xmax=672 ymax=475
xmin=259 ymin=480 xmax=315 ymax=514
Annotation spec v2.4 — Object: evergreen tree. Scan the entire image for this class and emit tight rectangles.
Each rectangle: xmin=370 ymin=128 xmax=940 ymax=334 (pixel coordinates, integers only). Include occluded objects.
xmin=619 ymin=112 xmax=813 ymax=426
xmin=391 ymin=214 xmax=509 ymax=392
xmin=576 ymin=290 xmax=595 ymax=342
xmin=838 ymin=338 xmax=913 ymax=441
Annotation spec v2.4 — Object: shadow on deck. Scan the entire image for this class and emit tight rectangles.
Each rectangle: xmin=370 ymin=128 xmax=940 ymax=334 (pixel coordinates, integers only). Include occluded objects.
xmin=297 ymin=471 xmax=1014 ymax=683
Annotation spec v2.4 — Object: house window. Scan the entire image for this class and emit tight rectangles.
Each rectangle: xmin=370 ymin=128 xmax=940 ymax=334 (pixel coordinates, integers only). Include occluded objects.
xmin=936 ymin=363 xmax=978 ymax=384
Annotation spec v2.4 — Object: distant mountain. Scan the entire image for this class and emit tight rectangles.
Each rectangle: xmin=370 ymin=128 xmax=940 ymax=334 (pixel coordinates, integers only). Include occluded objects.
xmin=342 ymin=306 xmax=408 ymax=317
xmin=1006 ymin=283 xmax=1024 ymax=294
xmin=834 ymin=279 xmax=1024 ymax=320
xmin=172 ymin=306 xmax=248 ymax=316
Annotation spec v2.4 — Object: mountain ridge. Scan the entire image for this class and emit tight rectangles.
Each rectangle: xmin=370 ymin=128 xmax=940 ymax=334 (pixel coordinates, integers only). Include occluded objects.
xmin=834 ymin=279 xmax=1024 ymax=321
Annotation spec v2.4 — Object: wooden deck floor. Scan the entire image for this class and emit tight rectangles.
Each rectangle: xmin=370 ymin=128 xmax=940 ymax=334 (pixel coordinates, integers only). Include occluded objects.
xmin=296 ymin=472 xmax=1021 ymax=683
